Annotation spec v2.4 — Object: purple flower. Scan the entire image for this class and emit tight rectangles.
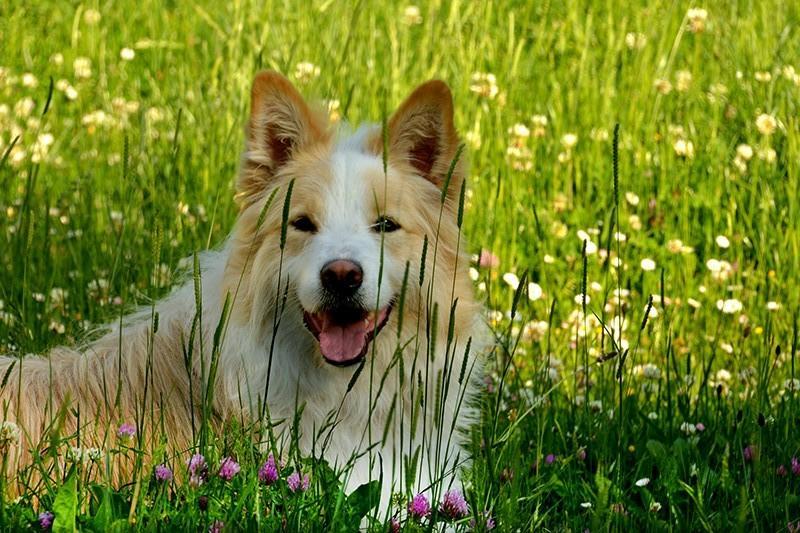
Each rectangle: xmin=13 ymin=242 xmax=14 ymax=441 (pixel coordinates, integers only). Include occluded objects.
xmin=38 ymin=511 xmax=54 ymax=530
xmin=695 ymin=423 xmax=706 ymax=432
xmin=218 ymin=456 xmax=240 ymax=481
xmin=208 ymin=520 xmax=224 ymax=533
xmin=154 ymin=464 xmax=173 ymax=482
xmin=117 ymin=422 xmax=136 ymax=439
xmin=577 ymin=448 xmax=587 ymax=461
xmin=777 ymin=464 xmax=788 ymax=477
xmin=187 ymin=453 xmax=208 ymax=487
xmin=743 ymin=445 xmax=755 ymax=462
xmin=407 ymin=493 xmax=430 ymax=521
xmin=545 ymin=454 xmax=556 ymax=465
xmin=388 ymin=517 xmax=401 ymax=532
xmin=286 ymin=470 xmax=310 ymax=492
xmin=440 ymin=489 xmax=469 ymax=520
xmin=792 ymin=457 xmax=800 ymax=476
xmin=259 ymin=454 xmax=279 ymax=485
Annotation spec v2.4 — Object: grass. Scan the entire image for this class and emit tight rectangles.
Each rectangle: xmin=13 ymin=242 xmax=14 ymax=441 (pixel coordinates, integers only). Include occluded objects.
xmin=1 ymin=0 xmax=800 ymax=530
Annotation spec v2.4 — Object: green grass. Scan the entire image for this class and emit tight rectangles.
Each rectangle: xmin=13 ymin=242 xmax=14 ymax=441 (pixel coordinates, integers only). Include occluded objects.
xmin=2 ymin=0 xmax=800 ymax=530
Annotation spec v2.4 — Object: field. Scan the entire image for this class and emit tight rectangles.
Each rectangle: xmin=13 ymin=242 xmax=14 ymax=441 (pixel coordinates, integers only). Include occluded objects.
xmin=2 ymin=0 xmax=800 ymax=530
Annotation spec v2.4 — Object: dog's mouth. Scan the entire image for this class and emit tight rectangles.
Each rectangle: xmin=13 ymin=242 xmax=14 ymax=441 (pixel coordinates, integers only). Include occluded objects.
xmin=303 ymin=304 xmax=393 ymax=367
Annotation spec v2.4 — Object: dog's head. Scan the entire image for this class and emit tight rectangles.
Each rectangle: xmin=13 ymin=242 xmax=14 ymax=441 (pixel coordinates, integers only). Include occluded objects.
xmin=229 ymin=71 xmax=468 ymax=367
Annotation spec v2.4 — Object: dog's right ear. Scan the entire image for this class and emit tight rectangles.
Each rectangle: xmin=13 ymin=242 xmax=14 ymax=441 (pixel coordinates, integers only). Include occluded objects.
xmin=238 ymin=71 xmax=328 ymax=207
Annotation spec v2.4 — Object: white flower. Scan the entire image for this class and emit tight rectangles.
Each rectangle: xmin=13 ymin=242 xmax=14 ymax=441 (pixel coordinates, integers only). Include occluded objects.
xmin=673 ymin=139 xmax=695 ymax=158
xmin=687 ymin=8 xmax=708 ymax=33
xmin=648 ymin=412 xmax=659 ymax=420
xmin=676 ymin=70 xmax=693 ymax=92
xmin=401 ymin=5 xmax=423 ymax=25
xmin=687 ymin=298 xmax=702 ymax=309
xmin=469 ymin=72 xmax=499 ymax=99
xmin=509 ymin=123 xmax=530 ymax=138
xmin=716 ymin=369 xmax=732 ymax=381
xmin=528 ymin=282 xmax=543 ymax=301
xmin=642 ymin=364 xmax=661 ymax=380
xmin=715 ymin=235 xmax=730 ymax=248
xmin=0 ymin=421 xmax=20 ymax=446
xmin=502 ymin=272 xmax=520 ymax=290
xmin=654 ymin=78 xmax=672 ymax=94
xmin=716 ymin=299 xmax=743 ymax=314
xmin=736 ymin=144 xmax=754 ymax=161
xmin=83 ymin=8 xmax=101 ymax=25
xmin=574 ymin=293 xmax=590 ymax=305
xmin=635 ymin=477 xmax=650 ymax=487
xmin=758 ymin=147 xmax=777 ymax=163
xmin=755 ymin=113 xmax=777 ymax=135
xmin=293 ymin=62 xmax=320 ymax=83
xmin=74 ymin=57 xmax=92 ymax=79
xmin=625 ymin=192 xmax=640 ymax=206
xmin=120 ymin=47 xmax=136 ymax=61
xmin=561 ymin=133 xmax=578 ymax=149
xmin=580 ymin=502 xmax=593 ymax=509
xmin=22 ymin=73 xmax=38 ymax=88
xmin=650 ymin=501 xmax=663 ymax=512
xmin=766 ymin=301 xmax=780 ymax=311
xmin=640 ymin=258 xmax=656 ymax=271
xmin=680 ymin=422 xmax=697 ymax=435
xmin=754 ymin=71 xmax=772 ymax=83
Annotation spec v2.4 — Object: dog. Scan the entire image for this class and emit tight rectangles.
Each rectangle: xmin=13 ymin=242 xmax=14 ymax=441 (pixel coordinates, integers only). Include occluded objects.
xmin=0 ymin=71 xmax=486 ymax=512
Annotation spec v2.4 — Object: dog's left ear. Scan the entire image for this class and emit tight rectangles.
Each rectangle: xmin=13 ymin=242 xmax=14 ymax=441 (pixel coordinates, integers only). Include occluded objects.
xmin=239 ymin=71 xmax=328 ymax=207
xmin=383 ymin=80 xmax=465 ymax=200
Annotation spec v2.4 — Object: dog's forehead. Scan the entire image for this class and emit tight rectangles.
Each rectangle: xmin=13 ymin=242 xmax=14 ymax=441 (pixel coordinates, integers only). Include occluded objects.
xmin=317 ymin=145 xmax=396 ymax=223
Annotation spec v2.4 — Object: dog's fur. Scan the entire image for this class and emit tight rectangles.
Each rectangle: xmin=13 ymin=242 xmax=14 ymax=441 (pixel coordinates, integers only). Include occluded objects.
xmin=0 ymin=72 xmax=485 ymax=506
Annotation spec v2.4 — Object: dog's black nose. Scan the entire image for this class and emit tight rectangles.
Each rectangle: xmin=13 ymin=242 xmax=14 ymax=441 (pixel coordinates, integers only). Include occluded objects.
xmin=320 ymin=259 xmax=363 ymax=295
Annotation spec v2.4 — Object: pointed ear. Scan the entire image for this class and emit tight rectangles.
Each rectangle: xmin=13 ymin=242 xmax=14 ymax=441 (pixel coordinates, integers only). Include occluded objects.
xmin=238 ymin=71 xmax=328 ymax=206
xmin=383 ymin=80 xmax=465 ymax=197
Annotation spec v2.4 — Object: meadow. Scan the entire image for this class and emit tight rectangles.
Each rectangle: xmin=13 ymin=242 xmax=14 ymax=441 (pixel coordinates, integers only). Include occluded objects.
xmin=1 ymin=0 xmax=800 ymax=530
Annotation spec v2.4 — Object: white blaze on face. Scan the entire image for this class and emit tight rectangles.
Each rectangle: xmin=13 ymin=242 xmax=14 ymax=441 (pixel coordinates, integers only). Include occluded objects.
xmin=289 ymin=143 xmax=399 ymax=363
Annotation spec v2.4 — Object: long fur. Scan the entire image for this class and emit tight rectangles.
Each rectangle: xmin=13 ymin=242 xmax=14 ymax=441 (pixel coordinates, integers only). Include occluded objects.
xmin=0 ymin=72 xmax=487 ymax=508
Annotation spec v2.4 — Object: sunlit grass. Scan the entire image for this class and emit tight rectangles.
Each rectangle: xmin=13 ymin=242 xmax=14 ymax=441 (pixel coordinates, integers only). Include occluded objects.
xmin=1 ymin=0 xmax=800 ymax=530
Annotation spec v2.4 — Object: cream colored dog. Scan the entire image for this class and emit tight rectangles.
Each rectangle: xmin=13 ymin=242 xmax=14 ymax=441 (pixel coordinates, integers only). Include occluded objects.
xmin=0 ymin=72 xmax=485 ymax=509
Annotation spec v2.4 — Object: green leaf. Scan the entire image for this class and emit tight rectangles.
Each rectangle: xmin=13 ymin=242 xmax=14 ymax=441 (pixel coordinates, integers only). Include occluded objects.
xmin=346 ymin=480 xmax=380 ymax=522
xmin=52 ymin=474 xmax=77 ymax=533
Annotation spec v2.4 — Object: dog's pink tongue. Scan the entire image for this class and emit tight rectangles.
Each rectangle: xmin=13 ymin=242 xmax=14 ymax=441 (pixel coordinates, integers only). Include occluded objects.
xmin=319 ymin=320 xmax=368 ymax=363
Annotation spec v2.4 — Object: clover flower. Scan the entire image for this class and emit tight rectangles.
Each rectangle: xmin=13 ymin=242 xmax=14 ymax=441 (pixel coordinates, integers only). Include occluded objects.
xmin=259 ymin=454 xmax=279 ymax=485
xmin=287 ymin=470 xmax=310 ymax=492
xmin=218 ymin=457 xmax=240 ymax=481
xmin=440 ymin=489 xmax=469 ymax=519
xmin=117 ymin=422 xmax=136 ymax=440
xmin=407 ymin=493 xmax=431 ymax=520
xmin=154 ymin=464 xmax=173 ymax=482
xmin=38 ymin=511 xmax=54 ymax=530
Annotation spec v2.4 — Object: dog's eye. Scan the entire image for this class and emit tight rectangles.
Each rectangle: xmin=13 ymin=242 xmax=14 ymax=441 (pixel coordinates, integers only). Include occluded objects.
xmin=291 ymin=216 xmax=317 ymax=233
xmin=372 ymin=216 xmax=401 ymax=233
